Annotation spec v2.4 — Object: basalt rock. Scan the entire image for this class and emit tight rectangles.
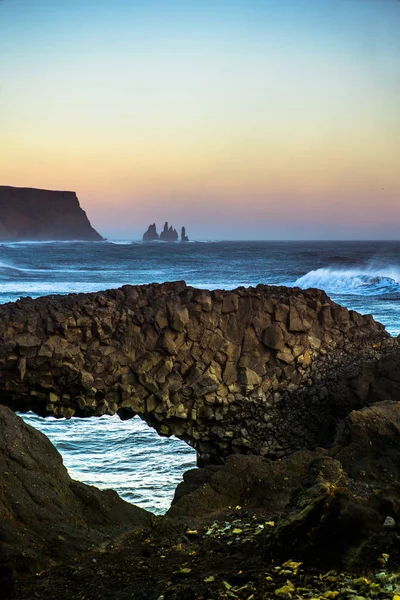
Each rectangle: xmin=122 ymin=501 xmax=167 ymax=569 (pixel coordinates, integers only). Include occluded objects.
xmin=6 ymin=401 xmax=400 ymax=599
xmin=0 ymin=281 xmax=398 ymax=459
xmin=169 ymin=401 xmax=400 ymax=570
xmin=0 ymin=186 xmax=103 ymax=241
xmin=0 ymin=405 xmax=151 ymax=582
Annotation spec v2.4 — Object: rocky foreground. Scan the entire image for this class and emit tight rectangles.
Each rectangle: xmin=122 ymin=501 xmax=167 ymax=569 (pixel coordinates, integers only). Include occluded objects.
xmin=0 ymin=281 xmax=397 ymax=460
xmin=1 ymin=283 xmax=400 ymax=599
xmin=3 ymin=398 xmax=400 ymax=599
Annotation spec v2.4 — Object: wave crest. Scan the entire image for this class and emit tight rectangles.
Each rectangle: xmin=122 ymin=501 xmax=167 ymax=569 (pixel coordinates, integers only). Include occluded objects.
xmin=294 ymin=266 xmax=400 ymax=296
xmin=0 ymin=261 xmax=26 ymax=280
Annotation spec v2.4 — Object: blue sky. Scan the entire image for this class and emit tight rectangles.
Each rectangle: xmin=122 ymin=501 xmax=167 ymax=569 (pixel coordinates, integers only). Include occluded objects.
xmin=0 ymin=0 xmax=399 ymax=239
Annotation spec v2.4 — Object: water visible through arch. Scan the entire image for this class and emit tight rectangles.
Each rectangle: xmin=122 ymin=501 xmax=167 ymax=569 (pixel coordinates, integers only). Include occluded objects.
xmin=19 ymin=412 xmax=196 ymax=514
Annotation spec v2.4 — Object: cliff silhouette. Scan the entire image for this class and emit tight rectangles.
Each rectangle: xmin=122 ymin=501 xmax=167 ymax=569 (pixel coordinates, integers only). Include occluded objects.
xmin=0 ymin=186 xmax=103 ymax=241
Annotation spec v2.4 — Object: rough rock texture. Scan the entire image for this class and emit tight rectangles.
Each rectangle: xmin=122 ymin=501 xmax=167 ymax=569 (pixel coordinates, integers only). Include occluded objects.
xmin=0 ymin=281 xmax=397 ymax=459
xmin=142 ymin=223 xmax=159 ymax=241
xmin=0 ymin=405 xmax=151 ymax=582
xmin=8 ymin=401 xmax=400 ymax=600
xmin=0 ymin=186 xmax=103 ymax=241
xmin=169 ymin=400 xmax=400 ymax=570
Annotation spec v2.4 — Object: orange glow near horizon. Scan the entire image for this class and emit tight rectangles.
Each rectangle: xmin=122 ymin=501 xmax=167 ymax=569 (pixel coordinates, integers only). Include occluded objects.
xmin=0 ymin=0 xmax=399 ymax=239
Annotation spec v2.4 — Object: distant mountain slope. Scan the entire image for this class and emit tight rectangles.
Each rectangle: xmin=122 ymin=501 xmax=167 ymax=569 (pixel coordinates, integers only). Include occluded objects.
xmin=0 ymin=186 xmax=103 ymax=241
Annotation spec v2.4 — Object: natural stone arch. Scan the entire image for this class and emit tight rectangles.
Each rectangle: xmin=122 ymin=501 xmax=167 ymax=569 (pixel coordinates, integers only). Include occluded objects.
xmin=0 ymin=281 xmax=395 ymax=459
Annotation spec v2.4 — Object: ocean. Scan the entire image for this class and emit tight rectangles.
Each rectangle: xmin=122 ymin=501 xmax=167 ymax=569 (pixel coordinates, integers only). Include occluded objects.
xmin=1 ymin=239 xmax=400 ymax=513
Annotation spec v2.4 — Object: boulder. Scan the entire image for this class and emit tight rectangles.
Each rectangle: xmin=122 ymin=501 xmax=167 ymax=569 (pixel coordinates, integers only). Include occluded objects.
xmin=169 ymin=400 xmax=400 ymax=570
xmin=262 ymin=324 xmax=286 ymax=350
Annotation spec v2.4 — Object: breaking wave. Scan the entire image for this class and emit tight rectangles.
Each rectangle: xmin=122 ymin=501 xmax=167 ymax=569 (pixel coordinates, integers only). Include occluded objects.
xmin=0 ymin=261 xmax=27 ymax=280
xmin=0 ymin=260 xmax=52 ymax=281
xmin=294 ymin=266 xmax=400 ymax=296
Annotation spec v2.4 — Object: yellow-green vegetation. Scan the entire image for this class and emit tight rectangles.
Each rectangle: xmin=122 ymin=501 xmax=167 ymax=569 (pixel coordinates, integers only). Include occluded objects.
xmin=203 ymin=562 xmax=400 ymax=600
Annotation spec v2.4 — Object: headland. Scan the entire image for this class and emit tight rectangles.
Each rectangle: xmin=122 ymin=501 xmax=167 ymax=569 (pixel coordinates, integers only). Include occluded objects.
xmin=0 ymin=186 xmax=103 ymax=241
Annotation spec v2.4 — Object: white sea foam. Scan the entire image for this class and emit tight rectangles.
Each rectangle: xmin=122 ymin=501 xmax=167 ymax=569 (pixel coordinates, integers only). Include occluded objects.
xmin=0 ymin=260 xmax=26 ymax=279
xmin=20 ymin=412 xmax=196 ymax=514
xmin=0 ymin=260 xmax=57 ymax=280
xmin=294 ymin=265 xmax=400 ymax=296
xmin=3 ymin=241 xmax=400 ymax=515
xmin=108 ymin=240 xmax=138 ymax=245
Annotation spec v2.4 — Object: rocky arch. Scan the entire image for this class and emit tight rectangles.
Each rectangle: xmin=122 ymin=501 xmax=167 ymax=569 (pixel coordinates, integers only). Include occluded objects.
xmin=0 ymin=281 xmax=396 ymax=459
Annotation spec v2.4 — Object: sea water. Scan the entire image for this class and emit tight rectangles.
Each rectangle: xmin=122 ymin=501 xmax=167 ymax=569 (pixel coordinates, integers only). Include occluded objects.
xmin=1 ymin=240 xmax=400 ymax=513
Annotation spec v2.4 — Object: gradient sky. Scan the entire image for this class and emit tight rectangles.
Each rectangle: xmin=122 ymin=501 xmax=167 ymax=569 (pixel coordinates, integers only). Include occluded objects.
xmin=0 ymin=0 xmax=399 ymax=239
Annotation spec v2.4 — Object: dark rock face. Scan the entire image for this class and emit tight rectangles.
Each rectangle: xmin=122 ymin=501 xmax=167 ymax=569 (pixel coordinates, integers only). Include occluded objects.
xmin=0 ymin=186 xmax=103 ymax=241
xmin=6 ymin=400 xmax=400 ymax=599
xmin=142 ymin=223 xmax=159 ymax=242
xmin=169 ymin=401 xmax=400 ymax=570
xmin=0 ymin=281 xmax=397 ymax=459
xmin=0 ymin=405 xmax=151 ymax=580
xmin=181 ymin=226 xmax=189 ymax=242
xmin=159 ymin=221 xmax=178 ymax=242
xmin=143 ymin=222 xmax=189 ymax=242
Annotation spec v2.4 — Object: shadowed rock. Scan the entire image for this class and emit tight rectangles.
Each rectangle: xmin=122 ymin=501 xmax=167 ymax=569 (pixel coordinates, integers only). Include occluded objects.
xmin=142 ymin=223 xmax=159 ymax=241
xmin=159 ymin=222 xmax=178 ymax=242
xmin=168 ymin=401 xmax=400 ymax=570
xmin=0 ymin=186 xmax=103 ymax=241
xmin=6 ymin=400 xmax=400 ymax=599
xmin=0 ymin=405 xmax=151 ymax=581
xmin=0 ymin=281 xmax=398 ymax=459
xmin=181 ymin=226 xmax=189 ymax=242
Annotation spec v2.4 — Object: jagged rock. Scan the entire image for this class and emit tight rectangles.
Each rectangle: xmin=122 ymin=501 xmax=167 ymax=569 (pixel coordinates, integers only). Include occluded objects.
xmin=181 ymin=226 xmax=189 ymax=242
xmin=0 ymin=282 xmax=398 ymax=459
xmin=0 ymin=405 xmax=151 ymax=580
xmin=0 ymin=186 xmax=103 ymax=241
xmin=143 ymin=223 xmax=188 ymax=242
xmin=142 ymin=223 xmax=159 ymax=242
xmin=5 ymin=401 xmax=400 ymax=598
xmin=169 ymin=401 xmax=400 ymax=570
xmin=159 ymin=222 xmax=178 ymax=242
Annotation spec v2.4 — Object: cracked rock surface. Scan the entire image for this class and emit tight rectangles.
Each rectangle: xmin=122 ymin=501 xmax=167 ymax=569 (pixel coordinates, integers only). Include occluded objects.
xmin=0 ymin=281 xmax=398 ymax=458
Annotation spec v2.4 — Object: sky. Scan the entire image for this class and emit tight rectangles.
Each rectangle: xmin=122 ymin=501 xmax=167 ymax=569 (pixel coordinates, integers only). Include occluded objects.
xmin=0 ymin=0 xmax=399 ymax=240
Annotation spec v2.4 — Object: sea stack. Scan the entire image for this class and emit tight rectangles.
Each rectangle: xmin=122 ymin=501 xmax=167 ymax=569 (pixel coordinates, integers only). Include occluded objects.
xmin=142 ymin=223 xmax=159 ymax=241
xmin=159 ymin=221 xmax=178 ymax=242
xmin=0 ymin=186 xmax=103 ymax=241
xmin=142 ymin=222 xmax=189 ymax=242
